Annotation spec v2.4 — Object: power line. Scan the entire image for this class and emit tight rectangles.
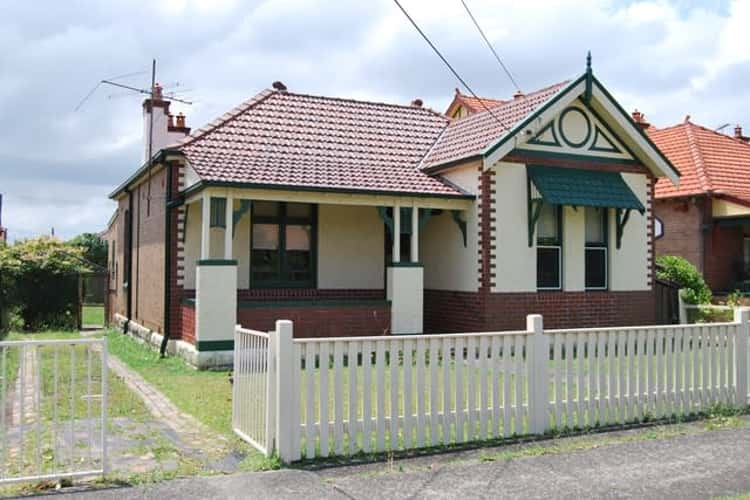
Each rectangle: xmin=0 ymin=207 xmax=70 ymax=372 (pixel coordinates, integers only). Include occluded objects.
xmin=459 ymin=0 xmax=522 ymax=93
xmin=392 ymin=0 xmax=510 ymax=130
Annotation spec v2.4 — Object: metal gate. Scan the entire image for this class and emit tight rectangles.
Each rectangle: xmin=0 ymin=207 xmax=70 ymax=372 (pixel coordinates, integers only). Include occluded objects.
xmin=232 ymin=326 xmax=274 ymax=456
xmin=0 ymin=338 xmax=108 ymax=485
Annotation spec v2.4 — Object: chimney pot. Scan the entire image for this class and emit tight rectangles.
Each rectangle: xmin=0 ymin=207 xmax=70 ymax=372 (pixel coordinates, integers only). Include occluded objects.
xmin=513 ymin=90 xmax=524 ymax=99
xmin=411 ymin=98 xmax=423 ymax=107
xmin=152 ymin=83 xmax=163 ymax=101
xmin=176 ymin=112 xmax=186 ymax=128
xmin=631 ymin=109 xmax=651 ymax=130
xmin=735 ymin=124 xmax=743 ymax=139
xmin=168 ymin=114 xmax=175 ymax=128
xmin=272 ymin=81 xmax=287 ymax=92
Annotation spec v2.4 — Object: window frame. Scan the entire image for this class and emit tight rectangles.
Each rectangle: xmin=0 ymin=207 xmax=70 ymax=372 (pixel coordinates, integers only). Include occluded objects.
xmin=209 ymin=197 xmax=227 ymax=228
xmin=536 ymin=203 xmax=563 ymax=291
xmin=249 ymin=202 xmax=317 ymax=289
xmin=584 ymin=206 xmax=609 ymax=291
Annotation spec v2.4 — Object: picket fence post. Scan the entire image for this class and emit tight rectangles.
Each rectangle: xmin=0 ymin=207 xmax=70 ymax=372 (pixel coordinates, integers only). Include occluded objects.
xmin=274 ymin=320 xmax=297 ymax=462
xmin=734 ymin=307 xmax=749 ymax=406
xmin=526 ymin=314 xmax=549 ymax=434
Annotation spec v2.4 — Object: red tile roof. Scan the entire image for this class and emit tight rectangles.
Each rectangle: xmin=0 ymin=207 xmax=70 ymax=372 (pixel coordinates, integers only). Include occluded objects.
xmin=422 ymin=81 xmax=570 ymax=169
xmin=175 ymin=81 xmax=571 ymax=196
xmin=176 ymin=89 xmax=468 ymax=197
xmin=649 ymin=121 xmax=750 ymax=204
xmin=445 ymin=89 xmax=506 ymax=117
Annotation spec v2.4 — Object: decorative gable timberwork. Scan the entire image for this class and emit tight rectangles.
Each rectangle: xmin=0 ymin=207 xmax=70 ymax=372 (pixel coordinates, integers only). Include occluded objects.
xmin=517 ymin=100 xmax=633 ymax=162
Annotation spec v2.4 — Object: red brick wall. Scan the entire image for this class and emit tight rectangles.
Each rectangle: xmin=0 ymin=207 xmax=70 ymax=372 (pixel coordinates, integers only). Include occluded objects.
xmin=237 ymin=303 xmax=390 ymax=338
xmin=181 ymin=302 xmax=195 ymax=343
xmin=424 ymin=290 xmax=482 ymax=333
xmin=704 ymin=225 xmax=744 ymax=292
xmin=654 ymin=198 xmax=705 ymax=272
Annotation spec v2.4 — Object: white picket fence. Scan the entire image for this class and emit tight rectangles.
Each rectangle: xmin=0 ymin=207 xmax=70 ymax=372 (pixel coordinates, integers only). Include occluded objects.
xmin=0 ymin=338 xmax=108 ymax=484
xmin=233 ymin=309 xmax=750 ymax=462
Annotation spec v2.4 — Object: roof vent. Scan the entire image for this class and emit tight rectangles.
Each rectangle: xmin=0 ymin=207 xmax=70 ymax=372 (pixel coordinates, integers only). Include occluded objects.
xmin=272 ymin=81 xmax=287 ymax=92
xmin=411 ymin=98 xmax=423 ymax=107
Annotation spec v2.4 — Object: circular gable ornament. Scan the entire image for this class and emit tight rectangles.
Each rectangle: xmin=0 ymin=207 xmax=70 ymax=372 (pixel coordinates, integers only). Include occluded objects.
xmin=558 ymin=107 xmax=592 ymax=148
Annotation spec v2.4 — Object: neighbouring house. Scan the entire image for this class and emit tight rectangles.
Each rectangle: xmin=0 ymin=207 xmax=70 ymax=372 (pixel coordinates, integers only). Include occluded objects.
xmin=104 ymin=58 xmax=679 ymax=367
xmin=646 ymin=115 xmax=750 ymax=293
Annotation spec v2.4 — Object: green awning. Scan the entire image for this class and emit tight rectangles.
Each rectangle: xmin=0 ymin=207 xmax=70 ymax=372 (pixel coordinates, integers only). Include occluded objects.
xmin=527 ymin=165 xmax=645 ymax=213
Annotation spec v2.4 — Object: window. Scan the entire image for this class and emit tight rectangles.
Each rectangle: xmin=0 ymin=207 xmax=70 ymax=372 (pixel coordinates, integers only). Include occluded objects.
xmin=655 ymin=217 xmax=664 ymax=239
xmin=210 ymin=197 xmax=227 ymax=228
xmin=251 ymin=202 xmax=316 ymax=287
xmin=537 ymin=204 xmax=562 ymax=290
xmin=585 ymin=206 xmax=608 ymax=290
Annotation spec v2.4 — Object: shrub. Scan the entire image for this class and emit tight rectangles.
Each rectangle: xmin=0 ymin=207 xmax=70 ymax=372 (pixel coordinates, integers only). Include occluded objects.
xmin=0 ymin=237 xmax=89 ymax=331
xmin=656 ymin=255 xmax=711 ymax=305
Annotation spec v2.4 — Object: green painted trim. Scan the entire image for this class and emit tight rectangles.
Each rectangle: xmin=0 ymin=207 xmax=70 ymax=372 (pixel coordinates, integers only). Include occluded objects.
xmin=558 ymin=107 xmax=592 ymax=148
xmin=615 ymin=208 xmax=632 ymax=249
xmin=196 ymin=259 xmax=238 ymax=266
xmin=181 ymin=180 xmax=475 ymax=202
xmin=483 ymin=74 xmax=587 ymax=158
xmin=526 ymin=120 xmax=560 ymax=147
xmin=510 ymin=148 xmax=640 ymax=166
xmin=387 ymin=262 xmax=424 ymax=268
xmin=238 ymin=299 xmax=391 ymax=309
xmin=196 ymin=340 xmax=234 ymax=352
xmin=715 ymin=217 xmax=750 ymax=227
xmin=232 ymin=200 xmax=252 ymax=238
xmin=589 ymin=125 xmax=623 ymax=154
xmin=180 ymin=298 xmax=196 ymax=307
xmin=591 ymin=75 xmax=681 ymax=178
xmin=580 ymin=98 xmax=639 ymax=160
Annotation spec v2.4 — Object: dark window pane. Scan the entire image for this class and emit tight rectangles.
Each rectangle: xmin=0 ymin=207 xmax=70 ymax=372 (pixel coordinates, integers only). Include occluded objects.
xmin=251 ymin=249 xmax=280 ymax=281
xmin=287 ymin=251 xmax=312 ymax=282
xmin=210 ymin=198 xmax=226 ymax=228
xmin=585 ymin=248 xmax=607 ymax=289
xmin=286 ymin=203 xmax=312 ymax=219
xmin=537 ymin=247 xmax=560 ymax=289
xmin=253 ymin=201 xmax=280 ymax=217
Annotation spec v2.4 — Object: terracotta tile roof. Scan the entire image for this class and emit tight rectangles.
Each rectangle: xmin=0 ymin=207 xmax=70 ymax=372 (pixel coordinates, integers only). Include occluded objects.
xmin=650 ymin=121 xmax=750 ymax=203
xmin=423 ymin=81 xmax=570 ymax=169
xmin=176 ymin=89 xmax=465 ymax=197
xmin=445 ymin=89 xmax=506 ymax=116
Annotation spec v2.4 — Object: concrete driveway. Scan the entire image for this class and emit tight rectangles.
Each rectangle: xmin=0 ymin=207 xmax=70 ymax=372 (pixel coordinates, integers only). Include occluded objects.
xmin=41 ymin=418 xmax=750 ymax=499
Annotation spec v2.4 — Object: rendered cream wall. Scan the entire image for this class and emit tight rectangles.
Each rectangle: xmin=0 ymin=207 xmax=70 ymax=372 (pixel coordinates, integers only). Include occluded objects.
xmin=183 ymin=200 xmax=250 ymax=290
xmin=609 ymin=172 xmax=650 ymax=291
xmin=421 ymin=163 xmax=479 ymax=292
xmin=317 ymin=204 xmax=384 ymax=289
xmin=713 ymin=199 xmax=750 ymax=218
xmin=492 ymin=162 xmax=536 ymax=292
xmin=563 ymin=206 xmax=585 ymax=291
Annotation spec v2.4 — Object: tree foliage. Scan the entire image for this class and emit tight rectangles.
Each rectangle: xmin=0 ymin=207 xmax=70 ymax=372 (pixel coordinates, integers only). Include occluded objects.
xmin=0 ymin=237 xmax=89 ymax=331
xmin=68 ymin=232 xmax=107 ymax=269
xmin=656 ymin=255 xmax=712 ymax=305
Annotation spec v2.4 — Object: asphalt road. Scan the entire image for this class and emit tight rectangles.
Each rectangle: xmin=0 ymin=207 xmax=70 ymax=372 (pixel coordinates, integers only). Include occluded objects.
xmin=39 ymin=420 xmax=750 ymax=499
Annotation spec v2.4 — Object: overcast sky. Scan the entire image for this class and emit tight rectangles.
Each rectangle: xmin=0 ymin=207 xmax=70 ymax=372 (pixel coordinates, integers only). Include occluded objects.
xmin=0 ymin=0 xmax=746 ymax=241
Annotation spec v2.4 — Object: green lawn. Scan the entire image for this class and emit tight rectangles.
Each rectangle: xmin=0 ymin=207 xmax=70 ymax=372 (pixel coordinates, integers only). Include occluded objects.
xmin=82 ymin=305 xmax=105 ymax=326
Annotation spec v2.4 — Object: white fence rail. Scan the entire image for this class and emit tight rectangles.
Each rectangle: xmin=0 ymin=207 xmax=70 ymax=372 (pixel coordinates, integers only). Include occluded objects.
xmin=233 ymin=309 xmax=750 ymax=462
xmin=0 ymin=338 xmax=108 ymax=485
xmin=232 ymin=326 xmax=274 ymax=456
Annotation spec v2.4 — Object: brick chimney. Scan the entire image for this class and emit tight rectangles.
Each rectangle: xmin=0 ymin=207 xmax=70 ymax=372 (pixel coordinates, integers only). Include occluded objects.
xmin=631 ymin=109 xmax=651 ymax=130
xmin=142 ymin=83 xmax=190 ymax=163
xmin=734 ymin=124 xmax=749 ymax=142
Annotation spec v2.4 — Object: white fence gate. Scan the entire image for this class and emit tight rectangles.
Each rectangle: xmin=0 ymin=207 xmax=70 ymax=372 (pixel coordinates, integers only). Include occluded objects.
xmin=233 ymin=309 xmax=750 ymax=462
xmin=0 ymin=338 xmax=108 ymax=485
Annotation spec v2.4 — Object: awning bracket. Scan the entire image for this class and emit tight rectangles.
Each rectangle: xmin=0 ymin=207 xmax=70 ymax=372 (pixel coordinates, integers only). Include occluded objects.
xmin=527 ymin=177 xmax=543 ymax=247
xmin=615 ymin=208 xmax=631 ymax=249
xmin=451 ymin=210 xmax=467 ymax=247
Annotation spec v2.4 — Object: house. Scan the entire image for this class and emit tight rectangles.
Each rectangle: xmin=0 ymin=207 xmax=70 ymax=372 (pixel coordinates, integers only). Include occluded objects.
xmin=647 ymin=115 xmax=750 ymax=293
xmin=104 ymin=58 xmax=679 ymax=367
